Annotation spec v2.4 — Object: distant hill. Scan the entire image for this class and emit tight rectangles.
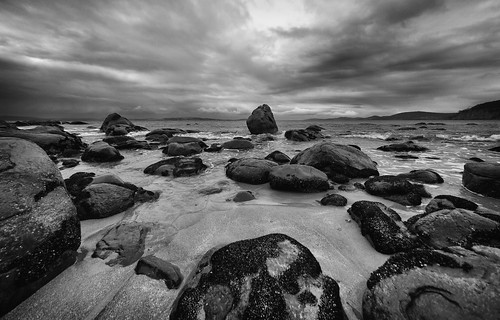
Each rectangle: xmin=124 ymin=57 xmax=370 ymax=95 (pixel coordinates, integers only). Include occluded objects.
xmin=366 ymin=111 xmax=455 ymax=120
xmin=452 ymin=100 xmax=500 ymax=120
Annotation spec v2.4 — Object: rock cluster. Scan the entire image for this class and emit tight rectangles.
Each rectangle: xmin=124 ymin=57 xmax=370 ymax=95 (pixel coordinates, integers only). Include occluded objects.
xmin=100 ymin=113 xmax=148 ymax=136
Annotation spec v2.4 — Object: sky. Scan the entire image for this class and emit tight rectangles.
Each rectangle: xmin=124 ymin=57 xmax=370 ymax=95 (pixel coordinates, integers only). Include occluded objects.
xmin=0 ymin=0 xmax=499 ymax=120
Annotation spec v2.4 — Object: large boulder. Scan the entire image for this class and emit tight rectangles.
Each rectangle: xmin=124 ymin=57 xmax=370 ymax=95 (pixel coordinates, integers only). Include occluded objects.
xmin=163 ymin=142 xmax=203 ymax=156
xmin=246 ymin=104 xmax=279 ymax=134
xmin=363 ymin=246 xmax=500 ymax=320
xmin=81 ymin=141 xmax=124 ymax=162
xmin=348 ymin=201 xmax=420 ymax=254
xmin=144 ymin=157 xmax=207 ymax=177
xmin=364 ymin=175 xmax=432 ymax=206
xmin=377 ymin=141 xmax=428 ymax=152
xmin=269 ymin=164 xmax=330 ymax=192
xmin=0 ymin=124 xmax=86 ymax=155
xmin=291 ymin=142 xmax=379 ymax=183
xmin=0 ymin=138 xmax=81 ymax=316
xmin=222 ymin=139 xmax=254 ymax=150
xmin=226 ymin=158 xmax=278 ymax=184
xmin=100 ymin=113 xmax=148 ymax=136
xmin=463 ymin=162 xmax=500 ymax=198
xmin=170 ymin=233 xmax=346 ymax=319
xmin=102 ymin=136 xmax=151 ymax=150
xmin=397 ymin=169 xmax=444 ymax=184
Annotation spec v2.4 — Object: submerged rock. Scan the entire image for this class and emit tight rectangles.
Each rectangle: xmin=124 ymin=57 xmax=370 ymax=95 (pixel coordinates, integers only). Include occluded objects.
xmin=348 ymin=201 xmax=420 ymax=254
xmin=397 ymin=169 xmax=444 ymax=184
xmin=291 ymin=142 xmax=379 ymax=183
xmin=320 ymin=194 xmax=347 ymax=206
xmin=170 ymin=233 xmax=346 ymax=319
xmin=222 ymin=139 xmax=254 ymax=150
xmin=135 ymin=255 xmax=183 ymax=289
xmin=81 ymin=141 xmax=124 ymax=162
xmin=377 ymin=141 xmax=428 ymax=152
xmin=363 ymin=247 xmax=500 ymax=320
xmin=0 ymin=138 xmax=80 ymax=316
xmin=269 ymin=164 xmax=330 ymax=193
xmin=246 ymin=104 xmax=279 ymax=134
xmin=463 ymin=162 xmax=500 ymax=198
xmin=225 ymin=158 xmax=278 ymax=184
xmin=364 ymin=175 xmax=431 ymax=206
xmin=144 ymin=157 xmax=207 ymax=177
xmin=265 ymin=150 xmax=291 ymax=164
xmin=100 ymin=113 xmax=147 ymax=136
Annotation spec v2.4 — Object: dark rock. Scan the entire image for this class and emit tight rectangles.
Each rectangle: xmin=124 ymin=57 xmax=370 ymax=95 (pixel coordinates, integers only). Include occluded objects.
xmin=233 ymin=136 xmax=252 ymax=141
xmin=291 ymin=142 xmax=379 ymax=182
xmin=254 ymin=133 xmax=275 ymax=142
xmin=145 ymin=128 xmax=186 ymax=141
xmin=469 ymin=157 xmax=484 ymax=162
xmin=163 ymin=142 xmax=203 ymax=156
xmin=198 ymin=187 xmax=224 ymax=195
xmin=67 ymin=121 xmax=88 ymax=125
xmin=264 ymin=150 xmax=291 ymax=164
xmin=284 ymin=127 xmax=325 ymax=141
xmin=463 ymin=162 xmax=500 ymax=198
xmin=81 ymin=141 xmax=123 ymax=163
xmin=170 ymin=233 xmax=346 ymax=319
xmin=74 ymin=183 xmax=135 ymax=220
xmin=353 ymin=182 xmax=365 ymax=190
xmin=348 ymin=201 xmax=420 ymax=254
xmin=14 ymin=120 xmax=62 ymax=126
xmin=397 ymin=169 xmax=444 ymax=184
xmin=233 ymin=191 xmax=255 ymax=202
xmin=384 ymin=136 xmax=400 ymax=141
xmin=135 ymin=255 xmax=183 ymax=289
xmin=337 ymin=184 xmax=356 ymax=192
xmin=269 ymin=164 xmax=329 ymax=193
xmin=144 ymin=157 xmax=207 ymax=177
xmin=0 ymin=138 xmax=80 ymax=316
xmin=222 ymin=139 xmax=254 ymax=150
xmin=363 ymin=247 xmax=500 ymax=320
xmin=394 ymin=154 xmax=419 ymax=159
xmin=93 ymin=222 xmax=149 ymax=266
xmin=167 ymin=136 xmax=206 ymax=147
xmin=246 ymin=104 xmax=279 ymax=134
xmin=377 ymin=141 xmax=428 ymax=152
xmin=320 ymin=194 xmax=347 ymax=206
xmin=364 ymin=175 xmax=431 ymax=206
xmin=489 ymin=146 xmax=500 ymax=152
xmin=100 ymin=113 xmax=147 ymax=136
xmin=102 ymin=136 xmax=151 ymax=150
xmin=225 ymin=158 xmax=278 ymax=184
xmin=204 ymin=143 xmax=223 ymax=152
xmin=425 ymin=195 xmax=478 ymax=213
xmin=408 ymin=135 xmax=431 ymax=141
xmin=306 ymin=125 xmax=325 ymax=132
xmin=396 ymin=127 xmax=417 ymax=131
xmin=61 ymin=159 xmax=79 ymax=168
xmin=133 ymin=187 xmax=160 ymax=203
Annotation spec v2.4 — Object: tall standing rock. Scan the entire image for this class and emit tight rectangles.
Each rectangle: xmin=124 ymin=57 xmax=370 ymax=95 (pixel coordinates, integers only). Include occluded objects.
xmin=246 ymin=104 xmax=279 ymax=134
xmin=0 ymin=138 xmax=81 ymax=316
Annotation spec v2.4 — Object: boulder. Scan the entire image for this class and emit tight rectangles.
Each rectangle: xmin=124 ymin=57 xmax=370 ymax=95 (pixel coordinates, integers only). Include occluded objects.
xmin=291 ymin=142 xmax=379 ymax=183
xmin=377 ymin=141 xmax=428 ymax=152
xmin=81 ymin=141 xmax=124 ymax=162
xmin=225 ymin=158 xmax=278 ymax=184
xmin=269 ymin=164 xmax=329 ymax=193
xmin=0 ymin=138 xmax=80 ymax=316
xmin=397 ymin=169 xmax=444 ymax=184
xmin=407 ymin=208 xmax=498 ymax=249
xmin=284 ymin=128 xmax=325 ymax=142
xmin=363 ymin=247 xmax=500 ymax=320
xmin=463 ymin=162 xmax=500 ymax=198
xmin=364 ymin=175 xmax=432 ymax=206
xmin=246 ymin=104 xmax=279 ymax=134
xmin=61 ymin=159 xmax=79 ymax=168
xmin=92 ymin=222 xmax=149 ymax=266
xmin=348 ymin=201 xmax=420 ymax=254
xmin=320 ymin=194 xmax=347 ymax=206
xmin=170 ymin=233 xmax=346 ymax=319
xmin=145 ymin=128 xmax=186 ymax=141
xmin=163 ymin=142 xmax=203 ymax=156
xmin=233 ymin=191 xmax=256 ymax=202
xmin=144 ymin=157 xmax=207 ymax=177
xmin=490 ymin=146 xmax=500 ymax=152
xmin=222 ymin=139 xmax=254 ymax=150
xmin=425 ymin=195 xmax=478 ymax=214
xmin=102 ymin=136 xmax=151 ymax=150
xmin=167 ymin=136 xmax=206 ymax=147
xmin=100 ymin=113 xmax=147 ymax=136
xmin=135 ymin=255 xmax=183 ymax=289
xmin=264 ymin=150 xmax=291 ymax=164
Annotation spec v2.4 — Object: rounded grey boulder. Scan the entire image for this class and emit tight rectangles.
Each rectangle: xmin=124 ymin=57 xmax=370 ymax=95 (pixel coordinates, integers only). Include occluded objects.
xmin=226 ymin=158 xmax=278 ymax=184
xmin=463 ymin=162 xmax=500 ymax=198
xmin=246 ymin=104 xmax=278 ymax=134
xmin=269 ymin=164 xmax=329 ymax=192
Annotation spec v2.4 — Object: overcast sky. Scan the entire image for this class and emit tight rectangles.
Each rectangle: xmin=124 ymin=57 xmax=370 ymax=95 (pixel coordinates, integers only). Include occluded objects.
xmin=1 ymin=0 xmax=499 ymax=120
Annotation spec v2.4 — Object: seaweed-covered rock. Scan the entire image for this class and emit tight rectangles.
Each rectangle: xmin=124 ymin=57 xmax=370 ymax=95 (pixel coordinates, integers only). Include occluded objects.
xmin=348 ymin=201 xmax=420 ymax=254
xmin=463 ymin=162 xmax=500 ymax=198
xmin=364 ymin=175 xmax=431 ymax=206
xmin=377 ymin=141 xmax=428 ymax=152
xmin=363 ymin=247 xmax=500 ymax=320
xmin=144 ymin=157 xmax=207 ymax=177
xmin=320 ymin=194 xmax=347 ymax=206
xmin=264 ymin=150 xmax=291 ymax=164
xmin=226 ymin=158 xmax=278 ymax=184
xmin=269 ymin=164 xmax=329 ymax=193
xmin=291 ymin=142 xmax=379 ymax=183
xmin=0 ymin=138 xmax=80 ymax=316
xmin=163 ymin=142 xmax=203 ymax=156
xmin=425 ymin=195 xmax=478 ymax=214
xmin=246 ymin=104 xmax=279 ymax=134
xmin=397 ymin=169 xmax=443 ymax=184
xmin=407 ymin=208 xmax=499 ymax=249
xmin=222 ymin=139 xmax=254 ymax=150
xmin=100 ymin=113 xmax=147 ymax=136
xmin=170 ymin=233 xmax=346 ymax=319
xmin=81 ymin=141 xmax=124 ymax=162
xmin=135 ymin=255 xmax=183 ymax=289
xmin=93 ymin=222 xmax=149 ymax=266
xmin=102 ymin=136 xmax=151 ymax=150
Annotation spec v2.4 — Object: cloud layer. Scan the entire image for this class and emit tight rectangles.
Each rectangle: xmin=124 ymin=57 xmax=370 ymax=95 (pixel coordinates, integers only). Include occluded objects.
xmin=1 ymin=0 xmax=499 ymax=119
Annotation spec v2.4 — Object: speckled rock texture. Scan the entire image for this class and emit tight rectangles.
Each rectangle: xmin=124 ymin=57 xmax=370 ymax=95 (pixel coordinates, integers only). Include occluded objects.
xmin=246 ymin=104 xmax=279 ymax=134
xmin=81 ymin=141 xmax=124 ymax=162
xmin=135 ymin=255 xmax=183 ymax=289
xmin=144 ymin=157 xmax=208 ymax=177
xmin=397 ymin=169 xmax=444 ymax=184
xmin=377 ymin=140 xmax=429 ymax=152
xmin=0 ymin=138 xmax=81 ymax=316
xmin=425 ymin=194 xmax=478 ymax=213
xmin=226 ymin=158 xmax=278 ymax=184
xmin=364 ymin=175 xmax=432 ymax=206
xmin=269 ymin=164 xmax=330 ymax=193
xmin=348 ymin=201 xmax=420 ymax=254
xmin=291 ymin=142 xmax=379 ymax=183
xmin=170 ymin=233 xmax=347 ymax=319
xmin=363 ymin=246 xmax=500 ymax=320
xmin=463 ymin=162 xmax=500 ymax=198
xmin=320 ymin=194 xmax=348 ymax=206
